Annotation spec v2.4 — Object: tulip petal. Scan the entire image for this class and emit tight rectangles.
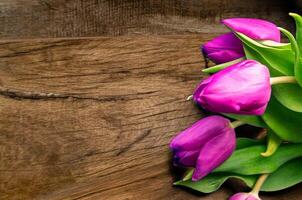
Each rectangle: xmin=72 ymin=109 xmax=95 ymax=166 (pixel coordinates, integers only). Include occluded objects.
xmin=202 ymin=32 xmax=244 ymax=64
xmin=170 ymin=116 xmax=232 ymax=167
xmin=229 ymin=192 xmax=260 ymax=200
xmin=194 ymin=60 xmax=271 ymax=115
xmin=170 ymin=116 xmax=231 ymax=151
xmin=192 ymin=126 xmax=236 ymax=181
xmin=173 ymin=150 xmax=200 ymax=167
xmin=222 ymin=18 xmax=280 ymax=42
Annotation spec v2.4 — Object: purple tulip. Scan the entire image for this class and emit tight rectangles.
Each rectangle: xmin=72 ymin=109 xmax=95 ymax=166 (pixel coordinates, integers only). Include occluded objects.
xmin=169 ymin=115 xmax=236 ymax=181
xmin=193 ymin=60 xmax=271 ymax=115
xmin=222 ymin=18 xmax=280 ymax=42
xmin=229 ymin=193 xmax=261 ymax=200
xmin=202 ymin=33 xmax=244 ymax=64
xmin=202 ymin=18 xmax=280 ymax=64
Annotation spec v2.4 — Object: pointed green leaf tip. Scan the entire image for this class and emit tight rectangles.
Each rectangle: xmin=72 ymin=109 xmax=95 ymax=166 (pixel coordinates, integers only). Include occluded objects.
xmin=287 ymin=13 xmax=302 ymax=87
xmin=202 ymin=57 xmax=244 ymax=73
xmin=261 ymin=130 xmax=282 ymax=157
xmin=289 ymin=13 xmax=302 ymax=52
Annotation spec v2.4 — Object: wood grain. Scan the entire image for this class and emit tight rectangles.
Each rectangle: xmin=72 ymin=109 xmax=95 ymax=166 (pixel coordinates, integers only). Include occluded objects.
xmin=0 ymin=1 xmax=300 ymax=199
xmin=0 ymin=35 xmax=301 ymax=200
xmin=0 ymin=0 xmax=294 ymax=39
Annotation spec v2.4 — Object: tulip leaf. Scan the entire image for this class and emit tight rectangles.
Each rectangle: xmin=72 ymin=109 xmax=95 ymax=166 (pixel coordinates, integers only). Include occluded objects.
xmin=272 ymin=83 xmax=302 ymax=112
xmin=236 ymin=137 xmax=264 ymax=149
xmin=259 ymin=40 xmax=291 ymax=49
xmin=174 ymin=139 xmax=302 ymax=193
xmin=174 ymin=172 xmax=256 ymax=193
xmin=202 ymin=57 xmax=244 ymax=73
xmin=262 ymin=96 xmax=302 ymax=142
xmin=289 ymin=13 xmax=302 ymax=51
xmin=223 ymin=113 xmax=266 ymax=128
xmin=278 ymin=27 xmax=302 ymax=87
xmin=175 ymin=158 xmax=302 ymax=193
xmin=262 ymin=158 xmax=302 ymax=191
xmin=235 ymin=31 xmax=302 ymax=113
xmin=236 ymin=32 xmax=294 ymax=76
xmin=261 ymin=129 xmax=282 ymax=157
xmin=214 ymin=143 xmax=302 ymax=175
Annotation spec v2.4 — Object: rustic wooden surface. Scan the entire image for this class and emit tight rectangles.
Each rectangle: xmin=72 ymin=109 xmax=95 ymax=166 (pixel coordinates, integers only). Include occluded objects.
xmin=0 ymin=1 xmax=301 ymax=200
xmin=0 ymin=0 xmax=295 ymax=39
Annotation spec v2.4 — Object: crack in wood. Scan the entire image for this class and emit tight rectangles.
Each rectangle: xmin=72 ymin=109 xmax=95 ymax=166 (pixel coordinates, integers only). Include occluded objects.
xmin=116 ymin=129 xmax=152 ymax=156
xmin=0 ymin=87 xmax=157 ymax=102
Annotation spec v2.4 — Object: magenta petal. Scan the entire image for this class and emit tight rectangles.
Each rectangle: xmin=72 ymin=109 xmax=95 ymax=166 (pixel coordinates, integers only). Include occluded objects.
xmin=222 ymin=18 xmax=280 ymax=42
xmin=202 ymin=32 xmax=244 ymax=64
xmin=173 ymin=150 xmax=200 ymax=167
xmin=229 ymin=193 xmax=261 ymax=200
xmin=193 ymin=60 xmax=271 ymax=115
xmin=192 ymin=125 xmax=236 ymax=181
xmin=170 ymin=115 xmax=232 ymax=167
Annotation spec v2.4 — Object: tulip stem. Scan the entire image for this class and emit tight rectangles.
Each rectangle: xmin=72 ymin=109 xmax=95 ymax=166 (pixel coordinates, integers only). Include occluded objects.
xmin=250 ymin=174 xmax=269 ymax=195
xmin=231 ymin=120 xmax=245 ymax=128
xmin=270 ymin=76 xmax=297 ymax=85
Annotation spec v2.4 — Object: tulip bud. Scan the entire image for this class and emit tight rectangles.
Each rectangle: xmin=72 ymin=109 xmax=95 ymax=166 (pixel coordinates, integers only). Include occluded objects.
xmin=169 ymin=115 xmax=236 ymax=181
xmin=202 ymin=33 xmax=244 ymax=64
xmin=229 ymin=193 xmax=261 ymax=200
xmin=193 ymin=60 xmax=271 ymax=115
xmin=202 ymin=18 xmax=280 ymax=64
xmin=222 ymin=18 xmax=281 ymax=42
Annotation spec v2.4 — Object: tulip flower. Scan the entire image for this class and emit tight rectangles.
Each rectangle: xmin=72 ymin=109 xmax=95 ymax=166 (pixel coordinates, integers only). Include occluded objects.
xmin=169 ymin=115 xmax=236 ymax=181
xmin=229 ymin=193 xmax=260 ymax=200
xmin=229 ymin=174 xmax=269 ymax=200
xmin=193 ymin=60 xmax=271 ymax=115
xmin=202 ymin=18 xmax=280 ymax=64
xmin=201 ymin=32 xmax=244 ymax=64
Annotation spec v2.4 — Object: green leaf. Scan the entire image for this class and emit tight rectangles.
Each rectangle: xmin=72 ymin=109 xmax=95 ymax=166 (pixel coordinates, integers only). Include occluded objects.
xmin=272 ymin=83 xmax=302 ymax=112
xmin=175 ymin=158 xmax=302 ymax=193
xmin=223 ymin=113 xmax=266 ymax=128
xmin=214 ymin=143 xmax=302 ymax=175
xmin=262 ymin=158 xmax=302 ymax=191
xmin=236 ymin=31 xmax=302 ymax=112
xmin=236 ymin=32 xmax=294 ymax=76
xmin=259 ymin=40 xmax=291 ymax=49
xmin=202 ymin=57 xmax=244 ymax=73
xmin=278 ymin=27 xmax=302 ymax=87
xmin=262 ymin=96 xmax=302 ymax=142
xmin=174 ymin=139 xmax=302 ymax=193
xmin=289 ymin=13 xmax=302 ymax=52
xmin=174 ymin=172 xmax=256 ymax=193
xmin=261 ymin=129 xmax=282 ymax=157
xmin=236 ymin=137 xmax=263 ymax=149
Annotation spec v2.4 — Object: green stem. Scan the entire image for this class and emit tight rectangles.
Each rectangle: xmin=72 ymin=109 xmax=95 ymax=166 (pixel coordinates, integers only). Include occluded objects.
xmin=231 ymin=120 xmax=245 ymax=129
xmin=250 ymin=174 xmax=269 ymax=195
xmin=270 ymin=76 xmax=297 ymax=85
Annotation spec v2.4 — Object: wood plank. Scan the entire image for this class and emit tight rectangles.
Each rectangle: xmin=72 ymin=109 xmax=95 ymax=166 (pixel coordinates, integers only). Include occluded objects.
xmin=0 ymin=34 xmax=205 ymax=200
xmin=0 ymin=0 xmax=293 ymax=39
xmin=0 ymin=35 xmax=302 ymax=200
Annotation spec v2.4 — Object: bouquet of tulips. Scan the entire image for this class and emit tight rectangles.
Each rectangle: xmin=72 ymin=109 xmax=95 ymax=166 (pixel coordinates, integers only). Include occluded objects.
xmin=170 ymin=13 xmax=302 ymax=200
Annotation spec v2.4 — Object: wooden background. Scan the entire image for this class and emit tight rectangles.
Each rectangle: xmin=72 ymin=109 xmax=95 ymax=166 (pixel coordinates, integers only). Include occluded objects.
xmin=0 ymin=1 xmax=301 ymax=199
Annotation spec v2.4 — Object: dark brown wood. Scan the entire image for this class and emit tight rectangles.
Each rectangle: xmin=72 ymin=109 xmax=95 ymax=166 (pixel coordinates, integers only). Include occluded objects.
xmin=0 ymin=0 xmax=293 ymax=39
xmin=0 ymin=35 xmax=301 ymax=200
xmin=0 ymin=1 xmax=300 ymax=199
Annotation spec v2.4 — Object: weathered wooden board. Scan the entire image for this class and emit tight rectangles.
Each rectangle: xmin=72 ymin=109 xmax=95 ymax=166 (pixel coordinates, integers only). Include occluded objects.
xmin=0 ymin=0 xmax=294 ymax=39
xmin=0 ymin=35 xmax=301 ymax=200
